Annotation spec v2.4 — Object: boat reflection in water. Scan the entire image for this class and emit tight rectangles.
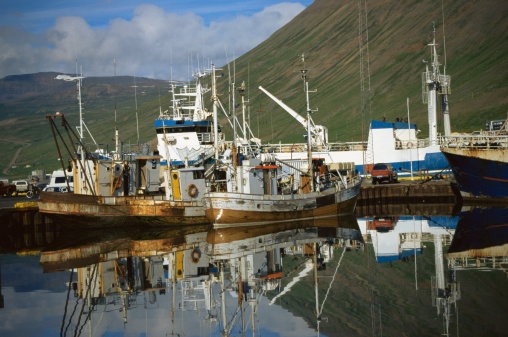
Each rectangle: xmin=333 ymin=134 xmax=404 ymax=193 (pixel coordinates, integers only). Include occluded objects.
xmin=1 ymin=205 xmax=507 ymax=336
xmin=358 ymin=206 xmax=508 ymax=337
xmin=36 ymin=214 xmax=362 ymax=337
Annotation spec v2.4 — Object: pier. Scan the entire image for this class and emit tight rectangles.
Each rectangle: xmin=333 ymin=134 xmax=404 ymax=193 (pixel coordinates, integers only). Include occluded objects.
xmin=0 ymin=204 xmax=56 ymax=253
xmin=358 ymin=180 xmax=459 ymax=204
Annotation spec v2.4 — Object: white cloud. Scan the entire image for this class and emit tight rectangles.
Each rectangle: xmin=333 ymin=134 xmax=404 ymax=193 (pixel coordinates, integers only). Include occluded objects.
xmin=0 ymin=2 xmax=305 ymax=80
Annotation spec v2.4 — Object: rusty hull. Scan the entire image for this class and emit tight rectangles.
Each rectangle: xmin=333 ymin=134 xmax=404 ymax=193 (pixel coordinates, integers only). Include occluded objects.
xmin=40 ymin=224 xmax=211 ymax=272
xmin=38 ymin=191 xmax=207 ymax=227
xmin=205 ymin=180 xmax=361 ymax=227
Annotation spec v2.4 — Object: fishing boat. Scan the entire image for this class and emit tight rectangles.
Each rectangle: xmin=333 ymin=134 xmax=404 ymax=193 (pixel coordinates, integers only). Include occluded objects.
xmin=38 ymin=73 xmax=213 ymax=227
xmin=154 ymin=70 xmax=223 ymax=167
xmin=260 ymin=34 xmax=451 ymax=179
xmin=440 ymin=122 xmax=508 ymax=200
xmin=205 ymin=70 xmax=362 ymax=228
xmin=37 ymin=118 xmax=209 ymax=226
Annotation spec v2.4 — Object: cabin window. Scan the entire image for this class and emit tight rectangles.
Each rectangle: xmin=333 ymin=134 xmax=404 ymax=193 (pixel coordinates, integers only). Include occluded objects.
xmin=193 ymin=170 xmax=204 ymax=179
xmin=156 ymin=125 xmax=220 ymax=134
xmin=55 ymin=177 xmax=65 ymax=184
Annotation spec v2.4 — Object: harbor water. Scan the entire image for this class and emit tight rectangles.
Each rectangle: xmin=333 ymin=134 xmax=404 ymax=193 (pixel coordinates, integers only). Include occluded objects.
xmin=0 ymin=202 xmax=507 ymax=337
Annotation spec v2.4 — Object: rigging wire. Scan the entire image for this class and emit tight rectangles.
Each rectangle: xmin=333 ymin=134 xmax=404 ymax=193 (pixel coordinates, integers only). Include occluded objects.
xmin=73 ymin=264 xmax=98 ymax=337
xmin=76 ymin=265 xmax=100 ymax=337
xmin=60 ymin=269 xmax=75 ymax=337
xmin=318 ymin=247 xmax=347 ymax=315
xmin=63 ymin=292 xmax=81 ymax=336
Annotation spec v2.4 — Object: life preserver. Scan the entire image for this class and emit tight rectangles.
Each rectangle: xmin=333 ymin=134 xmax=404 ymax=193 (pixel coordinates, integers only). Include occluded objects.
xmin=187 ymin=184 xmax=198 ymax=197
xmin=292 ymin=145 xmax=298 ymax=151
xmin=191 ymin=250 xmax=200 ymax=263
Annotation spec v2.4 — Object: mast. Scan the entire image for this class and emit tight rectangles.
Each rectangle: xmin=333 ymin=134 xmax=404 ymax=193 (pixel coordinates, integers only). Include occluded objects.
xmin=240 ymin=81 xmax=247 ymax=143
xmin=211 ymin=64 xmax=220 ymax=163
xmin=220 ymin=263 xmax=228 ymax=336
xmin=133 ymin=75 xmax=139 ymax=144
xmin=114 ymin=57 xmax=119 ymax=158
xmin=313 ymin=243 xmax=320 ymax=336
xmin=305 ymin=81 xmax=314 ymax=192
xmin=423 ymin=24 xmax=452 ymax=143
xmin=441 ymin=0 xmax=451 ymax=136
xmin=300 ymin=54 xmax=315 ymax=192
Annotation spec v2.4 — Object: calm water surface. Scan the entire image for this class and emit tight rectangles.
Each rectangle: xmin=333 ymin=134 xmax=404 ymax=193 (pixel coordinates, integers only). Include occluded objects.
xmin=1 ymin=205 xmax=507 ymax=337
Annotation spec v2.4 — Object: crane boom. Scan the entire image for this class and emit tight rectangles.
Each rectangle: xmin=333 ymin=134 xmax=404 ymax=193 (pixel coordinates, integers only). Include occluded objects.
xmin=258 ymin=86 xmax=308 ymax=130
xmin=259 ymin=85 xmax=328 ymax=147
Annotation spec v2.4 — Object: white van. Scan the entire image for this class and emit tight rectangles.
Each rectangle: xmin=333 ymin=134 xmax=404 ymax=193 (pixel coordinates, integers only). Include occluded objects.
xmin=43 ymin=169 xmax=74 ymax=193
xmin=13 ymin=180 xmax=29 ymax=193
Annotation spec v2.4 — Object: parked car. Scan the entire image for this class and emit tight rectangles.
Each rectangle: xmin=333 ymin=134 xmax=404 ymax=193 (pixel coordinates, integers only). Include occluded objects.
xmin=371 ymin=163 xmax=398 ymax=184
xmin=42 ymin=186 xmax=71 ymax=193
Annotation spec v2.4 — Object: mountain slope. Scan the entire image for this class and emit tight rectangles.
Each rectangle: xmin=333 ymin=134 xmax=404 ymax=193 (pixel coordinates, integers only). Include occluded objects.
xmin=0 ymin=73 xmax=171 ymax=179
xmin=1 ymin=0 xmax=507 ymax=179
xmin=218 ymin=0 xmax=508 ymax=144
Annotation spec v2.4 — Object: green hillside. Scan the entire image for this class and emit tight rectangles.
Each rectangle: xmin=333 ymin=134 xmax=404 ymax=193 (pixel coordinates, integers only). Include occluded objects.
xmin=0 ymin=73 xmax=171 ymax=180
xmin=216 ymin=0 xmax=508 ymax=144
xmin=1 ymin=0 xmax=507 ymax=180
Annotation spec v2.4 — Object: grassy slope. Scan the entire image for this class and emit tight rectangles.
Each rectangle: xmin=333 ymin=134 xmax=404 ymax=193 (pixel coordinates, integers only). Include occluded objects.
xmin=216 ymin=0 xmax=508 ymax=144
xmin=1 ymin=0 xmax=507 ymax=179
xmin=0 ymin=75 xmax=171 ymax=180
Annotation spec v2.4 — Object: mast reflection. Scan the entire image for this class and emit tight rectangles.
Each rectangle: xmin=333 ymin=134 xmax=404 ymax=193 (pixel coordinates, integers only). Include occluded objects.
xmin=39 ymin=215 xmax=362 ymax=336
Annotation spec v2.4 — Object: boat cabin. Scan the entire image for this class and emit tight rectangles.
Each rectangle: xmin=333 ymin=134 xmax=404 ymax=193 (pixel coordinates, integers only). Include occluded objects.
xmin=73 ymin=155 xmax=162 ymax=197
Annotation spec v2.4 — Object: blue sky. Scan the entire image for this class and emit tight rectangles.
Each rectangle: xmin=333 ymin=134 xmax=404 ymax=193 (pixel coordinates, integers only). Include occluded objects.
xmin=0 ymin=1 xmax=314 ymax=79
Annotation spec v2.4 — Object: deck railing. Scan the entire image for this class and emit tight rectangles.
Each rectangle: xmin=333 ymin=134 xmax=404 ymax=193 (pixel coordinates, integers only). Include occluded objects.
xmin=441 ymin=132 xmax=508 ymax=150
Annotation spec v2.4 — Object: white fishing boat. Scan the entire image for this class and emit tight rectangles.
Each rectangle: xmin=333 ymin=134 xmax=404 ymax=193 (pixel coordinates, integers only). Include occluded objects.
xmin=259 ymin=35 xmax=452 ymax=178
xmin=154 ymin=70 xmax=223 ymax=167
xmin=205 ymin=69 xmax=362 ymax=228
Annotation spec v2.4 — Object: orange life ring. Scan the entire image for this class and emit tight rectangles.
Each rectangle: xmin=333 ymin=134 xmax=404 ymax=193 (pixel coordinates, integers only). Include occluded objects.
xmin=191 ymin=250 xmax=200 ymax=263
xmin=187 ymin=184 xmax=198 ymax=197
xmin=292 ymin=145 xmax=298 ymax=151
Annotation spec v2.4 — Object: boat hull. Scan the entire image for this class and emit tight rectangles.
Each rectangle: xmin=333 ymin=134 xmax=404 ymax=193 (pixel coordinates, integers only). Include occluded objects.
xmin=447 ymin=207 xmax=508 ymax=258
xmin=38 ymin=192 xmax=208 ymax=228
xmin=441 ymin=147 xmax=508 ymax=199
xmin=205 ymin=181 xmax=361 ymax=227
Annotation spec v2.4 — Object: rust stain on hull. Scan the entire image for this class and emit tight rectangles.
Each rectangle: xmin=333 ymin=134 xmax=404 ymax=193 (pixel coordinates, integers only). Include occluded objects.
xmin=38 ymin=192 xmax=207 ymax=227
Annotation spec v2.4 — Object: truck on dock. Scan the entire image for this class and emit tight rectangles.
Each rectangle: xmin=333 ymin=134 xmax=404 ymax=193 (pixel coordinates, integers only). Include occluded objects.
xmin=0 ymin=181 xmax=17 ymax=197
xmin=371 ymin=163 xmax=398 ymax=184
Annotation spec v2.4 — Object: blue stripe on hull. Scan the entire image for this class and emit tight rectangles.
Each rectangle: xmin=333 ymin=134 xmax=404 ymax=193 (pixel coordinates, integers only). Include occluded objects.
xmin=354 ymin=151 xmax=448 ymax=175
xmin=443 ymin=151 xmax=508 ymax=198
